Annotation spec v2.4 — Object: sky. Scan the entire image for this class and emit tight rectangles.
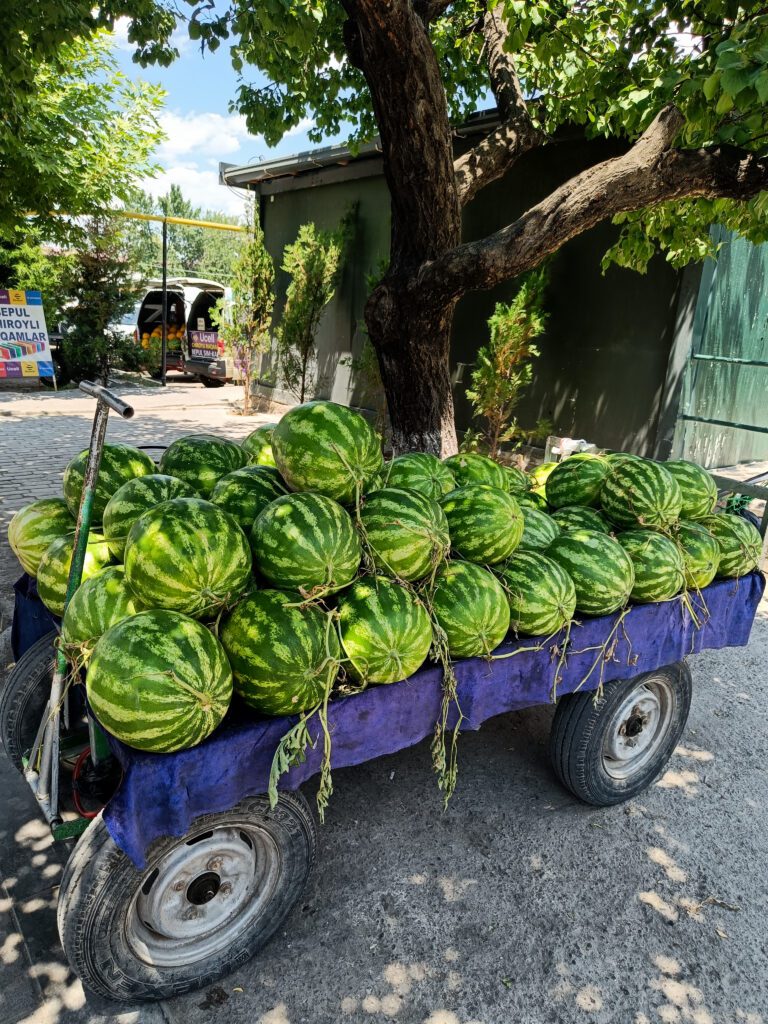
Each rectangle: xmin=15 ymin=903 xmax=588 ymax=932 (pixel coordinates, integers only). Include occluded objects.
xmin=111 ymin=19 xmax=346 ymax=219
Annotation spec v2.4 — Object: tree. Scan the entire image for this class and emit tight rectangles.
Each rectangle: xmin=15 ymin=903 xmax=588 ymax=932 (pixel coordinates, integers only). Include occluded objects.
xmin=60 ymin=215 xmax=143 ymax=385
xmin=199 ymin=210 xmax=246 ymax=283
xmin=276 ymin=215 xmax=352 ymax=403
xmin=159 ymin=185 xmax=205 ymax=275
xmin=212 ymin=213 xmax=274 ymax=416
xmin=36 ymin=3 xmax=768 ymax=453
xmin=465 ymin=267 xmax=549 ymax=458
xmin=0 ymin=31 xmax=164 ymax=241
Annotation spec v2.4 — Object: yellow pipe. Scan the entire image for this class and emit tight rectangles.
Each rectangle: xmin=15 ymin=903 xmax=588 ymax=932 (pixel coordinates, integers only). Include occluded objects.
xmin=26 ymin=209 xmax=247 ymax=232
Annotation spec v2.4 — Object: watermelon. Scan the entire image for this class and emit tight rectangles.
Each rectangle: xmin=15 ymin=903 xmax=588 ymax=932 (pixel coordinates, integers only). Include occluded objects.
xmin=241 ymin=423 xmax=278 ymax=467
xmin=210 ymin=466 xmax=288 ymax=531
xmin=159 ymin=434 xmax=249 ymax=498
xmin=430 ymin=561 xmax=510 ymax=659
xmin=528 ymin=461 xmax=557 ymax=496
xmin=604 ymin=451 xmax=644 ymax=465
xmin=518 ymin=507 xmax=561 ymax=551
xmin=8 ymin=498 xmax=75 ymax=576
xmin=601 ymin=458 xmax=682 ymax=529
xmin=519 ymin=492 xmax=549 ymax=511
xmin=443 ymin=453 xmax=507 ymax=490
xmin=252 ymin=492 xmax=361 ymax=596
xmin=337 ymin=577 xmax=433 ymax=683
xmin=674 ymin=520 xmax=721 ymax=590
xmin=63 ymin=443 xmax=155 ymax=521
xmin=700 ymin=513 xmax=762 ymax=578
xmin=547 ymin=529 xmax=635 ymax=616
xmin=37 ymin=532 xmax=113 ymax=618
xmin=440 ymin=485 xmax=524 ymax=565
xmin=124 ymin=497 xmax=252 ymax=618
xmin=383 ymin=452 xmax=456 ymax=501
xmin=220 ymin=589 xmax=340 ymax=714
xmin=496 ymin=552 xmax=576 ymax=636
xmin=551 ymin=506 xmax=611 ymax=534
xmin=359 ymin=487 xmax=450 ymax=582
xmin=272 ymin=401 xmax=383 ymax=504
xmin=61 ymin=566 xmax=144 ymax=663
xmin=503 ymin=464 xmax=530 ymax=495
xmin=616 ymin=529 xmax=686 ymax=603
xmin=664 ymin=460 xmax=718 ymax=520
xmin=87 ymin=610 xmax=232 ymax=752
xmin=103 ymin=474 xmax=198 ymax=559
xmin=545 ymin=454 xmax=609 ymax=509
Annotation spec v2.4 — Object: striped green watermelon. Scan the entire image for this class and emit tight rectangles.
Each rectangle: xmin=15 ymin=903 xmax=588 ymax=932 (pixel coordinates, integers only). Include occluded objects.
xmin=519 ymin=492 xmax=549 ymax=511
xmin=604 ymin=451 xmax=644 ymax=465
xmin=443 ymin=453 xmax=507 ymax=490
xmin=616 ymin=529 xmax=686 ymax=603
xmin=241 ymin=423 xmax=278 ymax=467
xmin=159 ymin=434 xmax=248 ymax=498
xmin=37 ymin=532 xmax=113 ymax=617
xmin=383 ymin=452 xmax=456 ymax=501
xmin=8 ymin=498 xmax=75 ymax=576
xmin=337 ymin=577 xmax=433 ymax=683
xmin=551 ymin=505 xmax=611 ymax=534
xmin=63 ymin=443 xmax=155 ymax=521
xmin=496 ymin=552 xmax=576 ymax=636
xmin=528 ymin=461 xmax=557 ymax=496
xmin=359 ymin=487 xmax=450 ymax=582
xmin=210 ymin=466 xmax=288 ymax=531
xmin=601 ymin=458 xmax=682 ymax=529
xmin=674 ymin=520 xmax=721 ymax=590
xmin=61 ymin=566 xmax=144 ymax=663
xmin=87 ymin=610 xmax=232 ymax=752
xmin=430 ymin=561 xmax=510 ymax=658
xmin=220 ymin=589 xmax=340 ymax=714
xmin=518 ymin=507 xmax=561 ymax=551
xmin=252 ymin=492 xmax=361 ymax=596
xmin=700 ymin=513 xmax=762 ymax=578
xmin=124 ymin=497 xmax=251 ymax=618
xmin=547 ymin=529 xmax=635 ymax=616
xmin=545 ymin=454 xmax=609 ymax=509
xmin=102 ymin=474 xmax=198 ymax=559
xmin=272 ymin=401 xmax=383 ymax=504
xmin=664 ymin=460 xmax=718 ymax=520
xmin=503 ymin=464 xmax=530 ymax=495
xmin=440 ymin=485 xmax=523 ymax=565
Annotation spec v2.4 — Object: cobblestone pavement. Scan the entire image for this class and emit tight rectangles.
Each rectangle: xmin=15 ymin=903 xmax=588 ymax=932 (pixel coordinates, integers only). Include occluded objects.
xmin=0 ymin=384 xmax=766 ymax=1024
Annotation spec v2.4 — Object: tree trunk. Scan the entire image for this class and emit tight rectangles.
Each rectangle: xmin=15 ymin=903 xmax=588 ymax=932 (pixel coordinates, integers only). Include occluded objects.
xmin=366 ymin=283 xmax=458 ymax=456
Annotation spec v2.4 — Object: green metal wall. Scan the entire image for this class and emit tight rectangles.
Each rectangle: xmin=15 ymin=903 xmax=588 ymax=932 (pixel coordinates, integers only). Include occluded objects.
xmin=259 ymin=138 xmax=684 ymax=454
xmin=673 ymin=226 xmax=768 ymax=468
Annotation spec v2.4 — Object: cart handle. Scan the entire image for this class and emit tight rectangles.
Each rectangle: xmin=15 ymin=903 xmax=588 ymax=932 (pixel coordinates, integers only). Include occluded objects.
xmin=78 ymin=381 xmax=135 ymax=419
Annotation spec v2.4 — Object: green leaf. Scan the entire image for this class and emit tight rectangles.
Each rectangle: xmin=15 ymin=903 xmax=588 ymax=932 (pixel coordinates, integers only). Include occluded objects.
xmin=702 ymin=72 xmax=720 ymax=101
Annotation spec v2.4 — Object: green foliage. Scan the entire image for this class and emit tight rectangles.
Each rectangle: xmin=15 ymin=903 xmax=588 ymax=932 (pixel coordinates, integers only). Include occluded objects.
xmin=59 ymin=216 xmax=143 ymax=385
xmin=211 ymin=212 xmax=275 ymax=415
xmin=465 ymin=268 xmax=549 ymax=458
xmin=0 ymin=31 xmax=164 ymax=241
xmin=160 ymin=185 xmax=205 ymax=275
xmin=0 ymin=230 xmax=73 ymax=328
xmin=276 ymin=209 xmax=355 ymax=402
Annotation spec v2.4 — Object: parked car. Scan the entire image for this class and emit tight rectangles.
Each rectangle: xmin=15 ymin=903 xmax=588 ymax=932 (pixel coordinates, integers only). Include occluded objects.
xmin=135 ymin=278 xmax=235 ymax=385
xmin=110 ymin=301 xmax=142 ymax=341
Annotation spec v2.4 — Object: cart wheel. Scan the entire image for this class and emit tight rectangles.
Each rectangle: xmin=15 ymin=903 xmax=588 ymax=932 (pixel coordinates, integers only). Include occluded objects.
xmin=0 ymin=631 xmax=57 ymax=773
xmin=57 ymin=793 xmax=317 ymax=1002
xmin=549 ymin=662 xmax=692 ymax=806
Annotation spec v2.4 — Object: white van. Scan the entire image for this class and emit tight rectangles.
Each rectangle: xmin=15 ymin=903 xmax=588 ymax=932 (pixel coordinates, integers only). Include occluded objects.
xmin=135 ymin=278 xmax=235 ymax=386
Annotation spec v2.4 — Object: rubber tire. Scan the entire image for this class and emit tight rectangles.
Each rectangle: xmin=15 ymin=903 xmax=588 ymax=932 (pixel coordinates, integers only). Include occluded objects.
xmin=549 ymin=662 xmax=692 ymax=806
xmin=0 ymin=631 xmax=57 ymax=773
xmin=199 ymin=375 xmax=225 ymax=387
xmin=57 ymin=793 xmax=317 ymax=1002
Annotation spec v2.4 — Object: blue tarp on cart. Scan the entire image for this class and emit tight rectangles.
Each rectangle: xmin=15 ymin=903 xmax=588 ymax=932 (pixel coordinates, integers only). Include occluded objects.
xmin=89 ymin=572 xmax=763 ymax=868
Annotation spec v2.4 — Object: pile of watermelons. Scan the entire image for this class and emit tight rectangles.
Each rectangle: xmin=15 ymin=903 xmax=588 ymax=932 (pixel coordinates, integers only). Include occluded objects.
xmin=7 ymin=401 xmax=764 ymax=759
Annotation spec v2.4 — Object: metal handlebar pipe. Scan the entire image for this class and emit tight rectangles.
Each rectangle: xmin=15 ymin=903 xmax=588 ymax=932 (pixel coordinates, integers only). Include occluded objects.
xmin=78 ymin=381 xmax=135 ymax=419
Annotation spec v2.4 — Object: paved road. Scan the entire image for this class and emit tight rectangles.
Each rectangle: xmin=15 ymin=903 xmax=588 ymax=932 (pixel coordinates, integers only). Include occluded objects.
xmin=0 ymin=385 xmax=766 ymax=1024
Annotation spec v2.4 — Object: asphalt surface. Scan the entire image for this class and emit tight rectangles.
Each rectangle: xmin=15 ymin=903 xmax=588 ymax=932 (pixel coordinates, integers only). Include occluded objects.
xmin=0 ymin=385 xmax=766 ymax=1024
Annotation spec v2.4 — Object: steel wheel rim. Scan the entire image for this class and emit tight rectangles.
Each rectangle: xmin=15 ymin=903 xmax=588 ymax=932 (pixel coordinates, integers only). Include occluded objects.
xmin=601 ymin=674 xmax=675 ymax=781
xmin=126 ymin=823 xmax=281 ymax=968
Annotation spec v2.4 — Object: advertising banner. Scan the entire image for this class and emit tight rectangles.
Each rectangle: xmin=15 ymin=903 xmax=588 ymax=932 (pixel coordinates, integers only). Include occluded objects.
xmin=189 ymin=330 xmax=220 ymax=360
xmin=0 ymin=289 xmax=55 ymax=379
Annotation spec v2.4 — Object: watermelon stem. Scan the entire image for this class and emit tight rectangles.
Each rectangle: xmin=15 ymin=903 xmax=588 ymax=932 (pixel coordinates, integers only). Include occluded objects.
xmin=570 ymin=606 xmax=633 ymax=701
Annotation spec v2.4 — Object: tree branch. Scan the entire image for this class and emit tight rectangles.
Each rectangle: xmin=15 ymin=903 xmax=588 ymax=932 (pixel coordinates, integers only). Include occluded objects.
xmin=454 ymin=5 xmax=545 ymax=207
xmin=413 ymin=0 xmax=453 ymax=23
xmin=426 ymin=105 xmax=768 ymax=299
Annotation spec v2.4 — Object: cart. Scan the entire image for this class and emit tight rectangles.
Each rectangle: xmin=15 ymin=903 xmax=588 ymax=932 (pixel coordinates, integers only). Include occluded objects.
xmin=1 ymin=385 xmax=765 ymax=1002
